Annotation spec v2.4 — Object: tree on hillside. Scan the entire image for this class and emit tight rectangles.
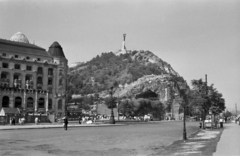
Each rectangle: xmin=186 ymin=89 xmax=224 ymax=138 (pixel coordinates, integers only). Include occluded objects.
xmin=68 ymin=50 xmax=178 ymax=95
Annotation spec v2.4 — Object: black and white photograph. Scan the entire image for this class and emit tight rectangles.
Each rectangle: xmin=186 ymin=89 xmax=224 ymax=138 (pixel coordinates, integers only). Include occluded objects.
xmin=0 ymin=0 xmax=239 ymax=156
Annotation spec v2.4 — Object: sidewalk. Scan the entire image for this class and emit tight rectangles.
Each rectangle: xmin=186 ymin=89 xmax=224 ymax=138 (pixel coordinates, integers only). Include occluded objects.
xmin=213 ymin=122 xmax=240 ymax=156
xmin=0 ymin=123 xmax=125 ymax=130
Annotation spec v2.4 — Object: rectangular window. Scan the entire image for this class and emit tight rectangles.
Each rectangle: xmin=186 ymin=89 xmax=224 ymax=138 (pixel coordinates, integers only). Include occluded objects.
xmin=1 ymin=73 xmax=7 ymax=79
xmin=26 ymin=56 xmax=30 ymax=60
xmin=14 ymin=64 xmax=21 ymax=69
xmin=37 ymin=58 xmax=41 ymax=61
xmin=48 ymin=78 xmax=53 ymax=85
xmin=48 ymin=68 xmax=53 ymax=75
xmin=26 ymin=65 xmax=32 ymax=71
xmin=15 ymin=55 xmax=18 ymax=58
xmin=2 ymin=53 xmax=6 ymax=57
xmin=2 ymin=63 xmax=8 ymax=68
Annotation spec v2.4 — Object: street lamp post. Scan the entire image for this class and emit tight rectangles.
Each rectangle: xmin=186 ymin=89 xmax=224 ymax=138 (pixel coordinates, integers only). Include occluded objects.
xmin=109 ymin=87 xmax=115 ymax=124
xmin=183 ymin=105 xmax=187 ymax=140
xmin=172 ymin=80 xmax=188 ymax=140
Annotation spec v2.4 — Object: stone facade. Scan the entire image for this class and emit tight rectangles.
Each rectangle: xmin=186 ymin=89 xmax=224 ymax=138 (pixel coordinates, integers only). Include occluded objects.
xmin=0 ymin=32 xmax=68 ymax=117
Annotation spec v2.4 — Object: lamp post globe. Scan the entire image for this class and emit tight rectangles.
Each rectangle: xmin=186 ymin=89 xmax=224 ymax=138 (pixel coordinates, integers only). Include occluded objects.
xmin=109 ymin=87 xmax=115 ymax=124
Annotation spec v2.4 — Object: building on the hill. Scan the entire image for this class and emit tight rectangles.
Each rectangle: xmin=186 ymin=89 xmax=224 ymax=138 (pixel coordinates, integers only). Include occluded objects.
xmin=0 ymin=32 xmax=68 ymax=118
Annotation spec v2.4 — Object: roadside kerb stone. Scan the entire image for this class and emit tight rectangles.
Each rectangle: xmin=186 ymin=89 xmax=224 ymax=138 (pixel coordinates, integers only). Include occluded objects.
xmin=0 ymin=123 xmax=126 ymax=130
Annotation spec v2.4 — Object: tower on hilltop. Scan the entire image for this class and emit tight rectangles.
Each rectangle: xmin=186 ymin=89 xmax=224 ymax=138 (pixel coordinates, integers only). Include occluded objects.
xmin=115 ymin=34 xmax=128 ymax=55
xmin=121 ymin=34 xmax=127 ymax=51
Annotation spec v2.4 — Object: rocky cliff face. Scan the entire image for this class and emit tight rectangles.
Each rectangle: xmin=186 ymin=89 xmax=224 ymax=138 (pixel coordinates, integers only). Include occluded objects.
xmin=113 ymin=74 xmax=173 ymax=103
xmin=131 ymin=51 xmax=179 ymax=76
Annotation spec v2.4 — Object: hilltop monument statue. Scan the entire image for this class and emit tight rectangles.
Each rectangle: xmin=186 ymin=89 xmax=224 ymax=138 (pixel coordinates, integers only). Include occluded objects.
xmin=115 ymin=34 xmax=128 ymax=55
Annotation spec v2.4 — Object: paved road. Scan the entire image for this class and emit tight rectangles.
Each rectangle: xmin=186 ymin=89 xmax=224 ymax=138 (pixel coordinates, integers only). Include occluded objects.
xmin=0 ymin=121 xmax=199 ymax=156
xmin=213 ymin=122 xmax=240 ymax=156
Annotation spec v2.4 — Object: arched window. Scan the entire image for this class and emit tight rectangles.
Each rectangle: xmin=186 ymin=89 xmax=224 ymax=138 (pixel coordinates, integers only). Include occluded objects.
xmin=58 ymin=99 xmax=62 ymax=110
xmin=2 ymin=96 xmax=9 ymax=107
xmin=15 ymin=97 xmax=22 ymax=108
xmin=27 ymin=97 xmax=34 ymax=108
xmin=48 ymin=99 xmax=52 ymax=109
xmin=38 ymin=98 xmax=45 ymax=108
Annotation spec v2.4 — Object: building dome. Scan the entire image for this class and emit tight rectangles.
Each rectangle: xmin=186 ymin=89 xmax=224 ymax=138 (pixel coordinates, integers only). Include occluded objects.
xmin=10 ymin=32 xmax=29 ymax=44
xmin=48 ymin=41 xmax=66 ymax=58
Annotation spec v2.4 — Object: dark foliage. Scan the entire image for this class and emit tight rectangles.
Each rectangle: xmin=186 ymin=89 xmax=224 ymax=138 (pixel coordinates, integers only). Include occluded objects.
xmin=68 ymin=51 xmax=167 ymax=95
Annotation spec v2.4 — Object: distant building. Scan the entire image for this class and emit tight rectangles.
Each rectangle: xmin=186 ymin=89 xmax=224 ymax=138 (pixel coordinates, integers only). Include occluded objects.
xmin=0 ymin=32 xmax=68 ymax=117
xmin=69 ymin=62 xmax=84 ymax=68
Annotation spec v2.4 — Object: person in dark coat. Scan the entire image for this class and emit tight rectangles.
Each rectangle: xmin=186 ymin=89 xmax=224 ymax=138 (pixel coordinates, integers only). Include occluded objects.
xmin=12 ymin=117 xmax=15 ymax=125
xmin=63 ymin=117 xmax=68 ymax=130
xmin=79 ymin=116 xmax=82 ymax=124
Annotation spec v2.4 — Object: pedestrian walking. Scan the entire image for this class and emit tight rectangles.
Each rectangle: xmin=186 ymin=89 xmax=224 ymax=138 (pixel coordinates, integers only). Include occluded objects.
xmin=35 ymin=117 xmax=39 ymax=125
xmin=79 ymin=116 xmax=82 ymax=124
xmin=10 ymin=117 xmax=12 ymax=125
xmin=225 ymin=117 xmax=227 ymax=123
xmin=219 ymin=118 xmax=224 ymax=128
xmin=12 ymin=117 xmax=15 ymax=125
xmin=63 ymin=116 xmax=68 ymax=130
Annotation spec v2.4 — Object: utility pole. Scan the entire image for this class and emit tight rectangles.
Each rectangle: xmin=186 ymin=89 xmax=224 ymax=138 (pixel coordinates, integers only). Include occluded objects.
xmin=202 ymin=74 xmax=208 ymax=129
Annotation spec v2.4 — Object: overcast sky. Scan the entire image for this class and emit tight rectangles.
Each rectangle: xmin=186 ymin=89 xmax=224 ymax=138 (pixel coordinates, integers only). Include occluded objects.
xmin=0 ymin=0 xmax=239 ymax=110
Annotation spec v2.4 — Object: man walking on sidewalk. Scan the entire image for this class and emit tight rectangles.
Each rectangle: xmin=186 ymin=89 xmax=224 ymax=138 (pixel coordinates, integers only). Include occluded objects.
xmin=63 ymin=116 xmax=68 ymax=130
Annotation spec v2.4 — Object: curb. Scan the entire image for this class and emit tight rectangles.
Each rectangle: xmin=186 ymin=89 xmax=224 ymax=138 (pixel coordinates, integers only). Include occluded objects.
xmin=0 ymin=124 xmax=126 ymax=130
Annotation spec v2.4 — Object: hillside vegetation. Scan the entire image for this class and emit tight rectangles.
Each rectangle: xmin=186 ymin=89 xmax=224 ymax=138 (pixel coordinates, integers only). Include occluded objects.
xmin=68 ymin=50 xmax=178 ymax=95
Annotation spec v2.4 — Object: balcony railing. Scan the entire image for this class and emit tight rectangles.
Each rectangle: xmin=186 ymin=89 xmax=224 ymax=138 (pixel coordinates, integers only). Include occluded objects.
xmin=13 ymin=79 xmax=22 ymax=88
xmin=0 ymin=78 xmax=10 ymax=82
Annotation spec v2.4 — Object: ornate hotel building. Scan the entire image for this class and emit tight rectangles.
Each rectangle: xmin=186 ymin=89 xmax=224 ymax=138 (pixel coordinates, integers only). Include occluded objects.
xmin=0 ymin=32 xmax=68 ymax=117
